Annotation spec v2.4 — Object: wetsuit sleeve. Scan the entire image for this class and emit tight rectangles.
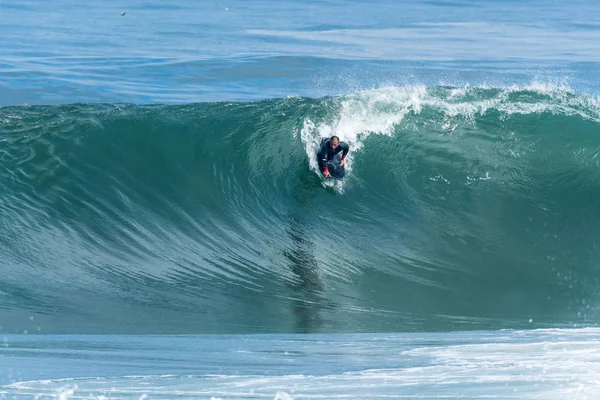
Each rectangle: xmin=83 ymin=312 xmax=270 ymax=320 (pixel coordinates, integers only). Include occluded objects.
xmin=340 ymin=142 xmax=349 ymax=160
xmin=317 ymin=142 xmax=329 ymax=173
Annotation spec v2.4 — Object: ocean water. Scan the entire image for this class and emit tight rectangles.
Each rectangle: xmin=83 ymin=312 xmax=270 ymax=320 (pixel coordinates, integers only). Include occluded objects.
xmin=2 ymin=329 xmax=600 ymax=399
xmin=2 ymin=0 xmax=600 ymax=398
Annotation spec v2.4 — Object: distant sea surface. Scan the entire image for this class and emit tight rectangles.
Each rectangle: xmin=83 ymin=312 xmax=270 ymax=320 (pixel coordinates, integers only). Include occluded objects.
xmin=2 ymin=0 xmax=600 ymax=398
xmin=3 ymin=0 xmax=600 ymax=104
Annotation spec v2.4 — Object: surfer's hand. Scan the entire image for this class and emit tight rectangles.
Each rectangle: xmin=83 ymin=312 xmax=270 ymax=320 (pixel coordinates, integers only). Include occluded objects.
xmin=323 ymin=170 xmax=331 ymax=178
xmin=340 ymin=159 xmax=345 ymax=167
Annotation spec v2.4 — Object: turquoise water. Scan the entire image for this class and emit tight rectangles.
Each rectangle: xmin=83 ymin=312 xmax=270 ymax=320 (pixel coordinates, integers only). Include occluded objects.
xmin=2 ymin=0 xmax=600 ymax=398
xmin=2 ymin=88 xmax=599 ymax=335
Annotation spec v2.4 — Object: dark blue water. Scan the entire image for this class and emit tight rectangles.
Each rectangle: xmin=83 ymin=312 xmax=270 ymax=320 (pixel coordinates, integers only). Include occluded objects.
xmin=3 ymin=0 xmax=600 ymax=105
xmin=2 ymin=0 xmax=600 ymax=398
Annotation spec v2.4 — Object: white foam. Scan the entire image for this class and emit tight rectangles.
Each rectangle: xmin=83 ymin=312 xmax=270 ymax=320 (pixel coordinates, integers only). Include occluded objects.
xmin=58 ymin=384 xmax=77 ymax=400
xmin=300 ymin=83 xmax=600 ymax=187
xmin=4 ymin=329 xmax=600 ymax=400
xmin=300 ymin=85 xmax=429 ymax=190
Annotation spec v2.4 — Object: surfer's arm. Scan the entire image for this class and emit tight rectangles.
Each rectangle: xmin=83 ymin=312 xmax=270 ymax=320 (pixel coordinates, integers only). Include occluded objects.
xmin=340 ymin=142 xmax=349 ymax=161
xmin=317 ymin=145 xmax=329 ymax=173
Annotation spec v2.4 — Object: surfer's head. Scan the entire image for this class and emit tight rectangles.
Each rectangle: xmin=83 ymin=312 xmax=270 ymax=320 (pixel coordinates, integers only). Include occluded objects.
xmin=330 ymin=136 xmax=340 ymax=149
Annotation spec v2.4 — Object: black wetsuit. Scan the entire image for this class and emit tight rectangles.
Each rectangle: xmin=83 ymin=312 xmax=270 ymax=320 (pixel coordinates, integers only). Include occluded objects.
xmin=317 ymin=138 xmax=349 ymax=176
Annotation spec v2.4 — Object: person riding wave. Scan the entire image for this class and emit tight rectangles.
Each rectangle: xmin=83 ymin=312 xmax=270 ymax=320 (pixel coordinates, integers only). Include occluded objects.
xmin=317 ymin=135 xmax=349 ymax=178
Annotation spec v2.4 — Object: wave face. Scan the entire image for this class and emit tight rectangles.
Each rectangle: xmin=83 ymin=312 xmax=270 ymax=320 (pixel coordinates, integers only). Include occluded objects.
xmin=1 ymin=85 xmax=600 ymax=333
